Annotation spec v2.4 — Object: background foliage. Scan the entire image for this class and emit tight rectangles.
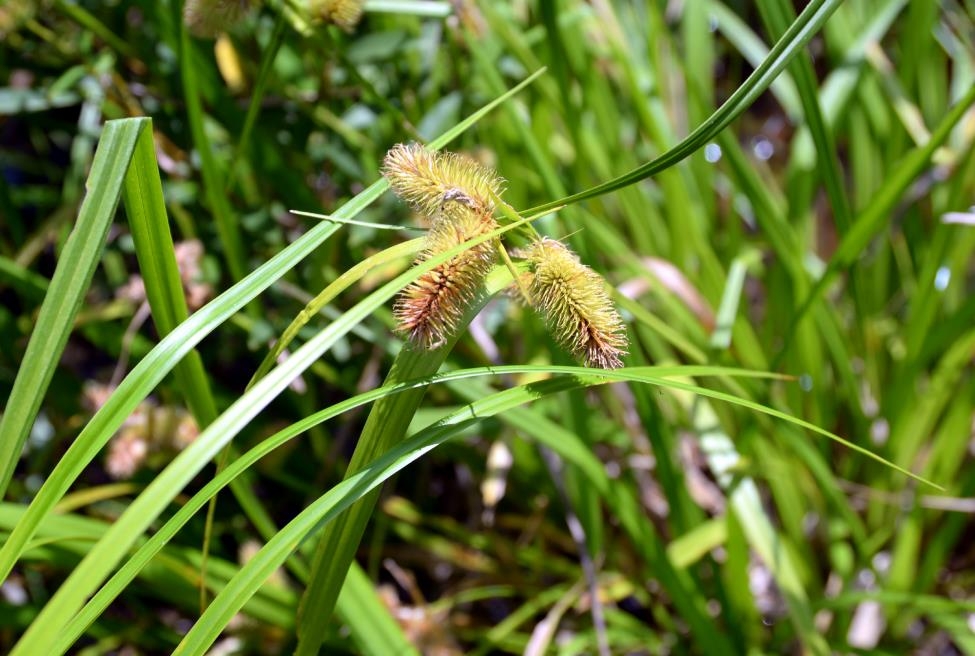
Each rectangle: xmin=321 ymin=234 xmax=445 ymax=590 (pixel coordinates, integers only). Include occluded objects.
xmin=2 ymin=0 xmax=975 ymax=653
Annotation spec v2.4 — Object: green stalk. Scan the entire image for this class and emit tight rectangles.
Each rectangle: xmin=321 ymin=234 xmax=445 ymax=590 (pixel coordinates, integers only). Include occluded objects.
xmin=179 ymin=24 xmax=247 ymax=282
xmin=291 ymin=210 xmax=533 ymax=654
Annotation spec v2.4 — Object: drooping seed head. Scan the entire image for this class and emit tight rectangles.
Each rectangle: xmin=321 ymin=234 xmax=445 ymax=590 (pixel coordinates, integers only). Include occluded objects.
xmin=308 ymin=0 xmax=364 ymax=31
xmin=526 ymin=238 xmax=627 ymax=369
xmin=183 ymin=0 xmax=255 ymax=37
xmin=393 ymin=209 xmax=499 ymax=349
xmin=382 ymin=143 xmax=504 ymax=222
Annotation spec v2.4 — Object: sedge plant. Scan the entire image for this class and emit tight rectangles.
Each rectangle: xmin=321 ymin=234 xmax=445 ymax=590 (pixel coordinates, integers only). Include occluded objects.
xmin=3 ymin=1 xmax=974 ymax=654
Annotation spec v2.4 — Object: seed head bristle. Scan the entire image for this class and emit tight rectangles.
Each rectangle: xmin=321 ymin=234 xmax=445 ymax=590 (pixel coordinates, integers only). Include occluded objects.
xmin=393 ymin=209 xmax=499 ymax=349
xmin=527 ymin=238 xmax=627 ymax=369
xmin=382 ymin=143 xmax=504 ymax=221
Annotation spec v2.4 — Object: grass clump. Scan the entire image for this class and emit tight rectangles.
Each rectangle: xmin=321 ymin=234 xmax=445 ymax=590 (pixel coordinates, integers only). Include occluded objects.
xmin=1 ymin=1 xmax=974 ymax=654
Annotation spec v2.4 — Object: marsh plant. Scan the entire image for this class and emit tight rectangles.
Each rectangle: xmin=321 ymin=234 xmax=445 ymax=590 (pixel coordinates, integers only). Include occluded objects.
xmin=384 ymin=142 xmax=628 ymax=367
xmin=1 ymin=0 xmax=973 ymax=654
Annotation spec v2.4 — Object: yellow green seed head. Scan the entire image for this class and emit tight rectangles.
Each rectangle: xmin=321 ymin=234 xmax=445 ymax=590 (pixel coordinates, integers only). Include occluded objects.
xmin=527 ymin=238 xmax=627 ymax=369
xmin=308 ymin=0 xmax=364 ymax=31
xmin=382 ymin=142 xmax=504 ymax=223
xmin=183 ymin=0 xmax=255 ymax=37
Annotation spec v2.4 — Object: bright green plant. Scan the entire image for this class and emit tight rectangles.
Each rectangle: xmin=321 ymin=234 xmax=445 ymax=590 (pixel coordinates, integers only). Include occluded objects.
xmin=2 ymin=0 xmax=974 ymax=654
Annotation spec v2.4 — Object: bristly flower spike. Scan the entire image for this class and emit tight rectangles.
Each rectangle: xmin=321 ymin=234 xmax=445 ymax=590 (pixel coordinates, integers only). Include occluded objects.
xmin=383 ymin=143 xmax=505 ymax=349
xmin=392 ymin=210 xmax=499 ymax=348
xmin=308 ymin=0 xmax=364 ymax=31
xmin=183 ymin=0 xmax=256 ymax=38
xmin=383 ymin=143 xmax=504 ymax=222
xmin=526 ymin=238 xmax=628 ymax=369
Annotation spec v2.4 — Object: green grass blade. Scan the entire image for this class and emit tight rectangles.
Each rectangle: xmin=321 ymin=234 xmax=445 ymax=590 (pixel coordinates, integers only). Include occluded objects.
xmin=812 ymin=0 xmax=908 ymax=133
xmin=225 ymin=10 xmax=288 ymax=196
xmin=363 ymin=0 xmax=452 ymax=17
xmin=247 ymin=238 xmax=423 ymax=389
xmin=120 ymin=117 xmax=239 ymax=612
xmin=0 ymin=118 xmax=142 ymax=499
xmin=0 ymin=254 xmax=49 ymax=301
xmin=708 ymin=0 xmax=801 ymax=118
xmin=53 ymin=0 xmax=137 ymax=59
xmin=122 ymin=118 xmax=219 ymax=427
xmin=759 ymin=0 xmax=853 ymax=234
xmin=659 ymin=376 xmax=939 ymax=489
xmin=710 ymin=256 xmax=749 ymax=350
xmin=340 ymin=562 xmax=422 ymax=655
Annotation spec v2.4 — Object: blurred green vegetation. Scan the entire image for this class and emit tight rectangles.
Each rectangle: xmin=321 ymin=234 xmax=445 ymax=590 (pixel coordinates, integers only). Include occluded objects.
xmin=2 ymin=0 xmax=975 ymax=654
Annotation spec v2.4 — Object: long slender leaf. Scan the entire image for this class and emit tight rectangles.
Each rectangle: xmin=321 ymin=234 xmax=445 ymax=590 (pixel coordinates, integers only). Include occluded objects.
xmin=122 ymin=119 xmax=219 ymax=427
xmin=0 ymin=119 xmax=142 ymax=498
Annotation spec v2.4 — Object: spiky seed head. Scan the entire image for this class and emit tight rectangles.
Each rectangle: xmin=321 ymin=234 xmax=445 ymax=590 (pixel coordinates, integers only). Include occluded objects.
xmin=183 ymin=0 xmax=255 ymax=37
xmin=393 ymin=209 xmax=499 ymax=349
xmin=308 ymin=0 xmax=364 ymax=31
xmin=382 ymin=143 xmax=504 ymax=222
xmin=527 ymin=238 xmax=627 ymax=369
